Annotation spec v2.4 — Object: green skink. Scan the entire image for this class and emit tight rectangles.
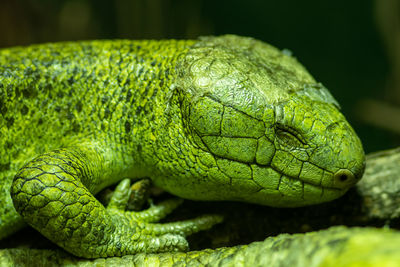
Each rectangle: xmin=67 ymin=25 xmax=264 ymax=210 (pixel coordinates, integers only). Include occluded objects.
xmin=0 ymin=35 xmax=365 ymax=258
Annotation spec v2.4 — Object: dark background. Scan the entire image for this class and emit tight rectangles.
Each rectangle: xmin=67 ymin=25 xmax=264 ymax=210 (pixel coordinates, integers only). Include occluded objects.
xmin=1 ymin=0 xmax=399 ymax=153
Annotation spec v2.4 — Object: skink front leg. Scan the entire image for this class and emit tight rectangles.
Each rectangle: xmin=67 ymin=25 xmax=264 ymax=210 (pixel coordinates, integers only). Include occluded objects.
xmin=10 ymin=144 xmax=222 ymax=258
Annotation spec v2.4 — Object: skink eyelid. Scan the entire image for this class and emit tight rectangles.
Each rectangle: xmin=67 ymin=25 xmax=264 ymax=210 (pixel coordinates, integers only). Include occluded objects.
xmin=275 ymin=124 xmax=306 ymax=146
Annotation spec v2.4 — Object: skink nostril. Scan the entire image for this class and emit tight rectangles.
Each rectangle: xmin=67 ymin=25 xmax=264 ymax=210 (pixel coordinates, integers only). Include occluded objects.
xmin=339 ymin=174 xmax=348 ymax=182
xmin=334 ymin=169 xmax=356 ymax=188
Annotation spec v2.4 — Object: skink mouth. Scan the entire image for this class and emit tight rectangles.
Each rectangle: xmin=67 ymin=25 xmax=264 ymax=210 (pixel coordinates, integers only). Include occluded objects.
xmin=250 ymin=170 xmax=346 ymax=208
xmin=271 ymin=166 xmax=352 ymax=192
xmin=280 ymin=172 xmax=343 ymax=192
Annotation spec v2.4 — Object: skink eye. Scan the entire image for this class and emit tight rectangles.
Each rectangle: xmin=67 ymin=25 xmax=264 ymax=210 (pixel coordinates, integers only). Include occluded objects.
xmin=275 ymin=125 xmax=305 ymax=148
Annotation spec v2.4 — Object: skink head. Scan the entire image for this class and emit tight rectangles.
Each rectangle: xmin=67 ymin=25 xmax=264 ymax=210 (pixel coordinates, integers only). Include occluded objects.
xmin=170 ymin=35 xmax=365 ymax=207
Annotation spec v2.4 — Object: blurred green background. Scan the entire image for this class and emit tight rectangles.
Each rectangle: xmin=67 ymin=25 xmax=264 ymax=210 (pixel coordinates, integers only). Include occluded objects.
xmin=0 ymin=0 xmax=399 ymax=153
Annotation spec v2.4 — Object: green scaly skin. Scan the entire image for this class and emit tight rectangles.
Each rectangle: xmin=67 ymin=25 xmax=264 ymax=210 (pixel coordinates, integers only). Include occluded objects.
xmin=0 ymin=35 xmax=365 ymax=258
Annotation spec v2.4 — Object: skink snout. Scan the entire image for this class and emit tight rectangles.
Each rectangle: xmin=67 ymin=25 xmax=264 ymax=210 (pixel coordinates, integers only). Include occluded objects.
xmin=333 ymin=169 xmax=359 ymax=189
